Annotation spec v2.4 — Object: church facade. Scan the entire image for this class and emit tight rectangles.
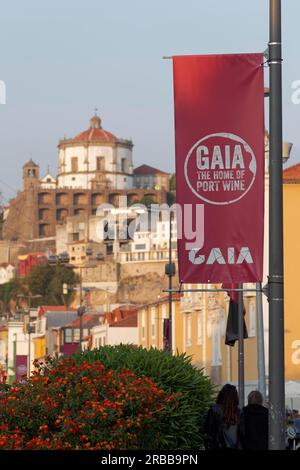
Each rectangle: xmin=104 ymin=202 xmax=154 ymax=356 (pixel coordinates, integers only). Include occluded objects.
xmin=4 ymin=114 xmax=168 ymax=242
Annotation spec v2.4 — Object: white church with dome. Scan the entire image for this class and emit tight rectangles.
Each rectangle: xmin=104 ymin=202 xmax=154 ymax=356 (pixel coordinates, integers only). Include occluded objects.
xmin=4 ymin=112 xmax=170 ymax=241
xmin=56 ymin=113 xmax=134 ymax=190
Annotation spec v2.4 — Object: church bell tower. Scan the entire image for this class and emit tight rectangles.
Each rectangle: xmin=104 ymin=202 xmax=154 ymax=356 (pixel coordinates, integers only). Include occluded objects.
xmin=23 ymin=159 xmax=40 ymax=190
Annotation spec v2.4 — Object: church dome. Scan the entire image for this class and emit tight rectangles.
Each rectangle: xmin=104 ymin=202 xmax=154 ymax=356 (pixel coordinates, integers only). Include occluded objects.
xmin=73 ymin=113 xmax=118 ymax=144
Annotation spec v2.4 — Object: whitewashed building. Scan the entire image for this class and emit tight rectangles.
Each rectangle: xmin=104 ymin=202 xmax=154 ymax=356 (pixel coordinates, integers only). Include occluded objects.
xmin=57 ymin=114 xmax=134 ymax=190
xmin=0 ymin=263 xmax=15 ymax=285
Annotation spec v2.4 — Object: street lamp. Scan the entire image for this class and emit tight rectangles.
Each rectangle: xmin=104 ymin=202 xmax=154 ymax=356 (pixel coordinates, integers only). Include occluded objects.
xmin=268 ymin=0 xmax=285 ymax=450
xmin=164 ymin=211 xmax=176 ymax=352
xmin=148 ymin=205 xmax=176 ymax=352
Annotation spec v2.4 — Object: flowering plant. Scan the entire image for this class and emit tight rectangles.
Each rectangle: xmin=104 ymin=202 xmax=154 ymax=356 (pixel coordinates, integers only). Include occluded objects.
xmin=0 ymin=357 xmax=176 ymax=450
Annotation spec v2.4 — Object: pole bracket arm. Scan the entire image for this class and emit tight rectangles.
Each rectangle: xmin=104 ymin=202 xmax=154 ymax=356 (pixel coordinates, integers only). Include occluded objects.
xmin=268 ymin=41 xmax=282 ymax=64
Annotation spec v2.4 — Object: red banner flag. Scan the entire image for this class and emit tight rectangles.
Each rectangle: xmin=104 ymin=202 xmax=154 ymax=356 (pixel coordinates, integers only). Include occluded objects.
xmin=173 ymin=54 xmax=264 ymax=283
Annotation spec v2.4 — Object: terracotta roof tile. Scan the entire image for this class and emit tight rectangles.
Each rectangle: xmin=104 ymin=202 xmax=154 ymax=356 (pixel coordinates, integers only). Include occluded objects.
xmin=133 ymin=164 xmax=169 ymax=176
xmin=74 ymin=127 xmax=118 ymax=144
xmin=65 ymin=314 xmax=102 ymax=329
xmin=38 ymin=305 xmax=76 ymax=317
xmin=110 ymin=314 xmax=137 ymax=328
xmin=283 ymin=163 xmax=300 ymax=183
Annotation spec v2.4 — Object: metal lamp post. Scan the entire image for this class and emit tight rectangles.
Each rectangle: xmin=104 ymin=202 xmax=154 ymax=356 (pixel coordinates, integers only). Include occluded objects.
xmin=165 ymin=211 xmax=175 ymax=352
xmin=268 ymin=0 xmax=285 ymax=450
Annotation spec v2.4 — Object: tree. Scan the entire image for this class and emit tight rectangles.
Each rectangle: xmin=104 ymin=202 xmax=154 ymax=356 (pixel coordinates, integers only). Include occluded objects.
xmin=166 ymin=191 xmax=176 ymax=206
xmin=0 ymin=279 xmax=27 ymax=315
xmin=27 ymin=264 xmax=78 ymax=307
xmin=169 ymin=173 xmax=176 ymax=191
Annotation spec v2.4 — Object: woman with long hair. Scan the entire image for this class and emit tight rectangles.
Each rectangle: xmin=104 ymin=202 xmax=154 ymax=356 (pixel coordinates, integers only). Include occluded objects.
xmin=204 ymin=384 xmax=241 ymax=449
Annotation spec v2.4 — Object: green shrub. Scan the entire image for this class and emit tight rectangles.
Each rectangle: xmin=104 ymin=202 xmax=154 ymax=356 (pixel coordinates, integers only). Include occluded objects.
xmin=59 ymin=345 xmax=215 ymax=449
xmin=0 ymin=358 xmax=176 ymax=450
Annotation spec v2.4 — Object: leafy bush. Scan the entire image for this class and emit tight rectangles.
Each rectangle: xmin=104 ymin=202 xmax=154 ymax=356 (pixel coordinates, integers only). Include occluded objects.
xmin=0 ymin=358 xmax=176 ymax=450
xmin=66 ymin=345 xmax=215 ymax=449
xmin=0 ymin=347 xmax=214 ymax=450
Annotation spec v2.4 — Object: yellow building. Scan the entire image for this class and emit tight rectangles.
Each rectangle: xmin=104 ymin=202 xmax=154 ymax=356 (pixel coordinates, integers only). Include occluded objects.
xmin=179 ymin=286 xmax=258 ymax=385
xmin=138 ymin=162 xmax=300 ymax=402
xmin=0 ymin=324 xmax=8 ymax=377
xmin=283 ymin=163 xmax=300 ymax=381
xmin=137 ymin=289 xmax=257 ymax=384
xmin=138 ymin=295 xmax=181 ymax=351
xmin=32 ymin=336 xmax=46 ymax=361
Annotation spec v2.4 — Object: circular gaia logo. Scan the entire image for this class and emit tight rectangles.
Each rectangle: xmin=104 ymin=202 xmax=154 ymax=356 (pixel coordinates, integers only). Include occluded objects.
xmin=184 ymin=132 xmax=257 ymax=205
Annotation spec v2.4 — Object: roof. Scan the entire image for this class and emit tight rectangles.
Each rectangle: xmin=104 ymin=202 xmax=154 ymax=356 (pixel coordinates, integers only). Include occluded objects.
xmin=133 ymin=164 xmax=169 ymax=176
xmin=64 ymin=313 xmax=102 ymax=329
xmin=40 ymin=173 xmax=56 ymax=182
xmin=283 ymin=163 xmax=300 ymax=184
xmin=103 ymin=306 xmax=137 ymax=325
xmin=71 ymin=114 xmax=118 ymax=144
xmin=110 ymin=314 xmax=138 ymax=328
xmin=23 ymin=159 xmax=39 ymax=168
xmin=75 ymin=127 xmax=118 ymax=144
xmin=46 ymin=311 xmax=78 ymax=328
xmin=38 ymin=305 xmax=76 ymax=318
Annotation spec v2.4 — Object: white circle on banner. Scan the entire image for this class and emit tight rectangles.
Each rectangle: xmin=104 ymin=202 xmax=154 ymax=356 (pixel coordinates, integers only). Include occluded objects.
xmin=17 ymin=364 xmax=27 ymax=374
xmin=184 ymin=132 xmax=257 ymax=205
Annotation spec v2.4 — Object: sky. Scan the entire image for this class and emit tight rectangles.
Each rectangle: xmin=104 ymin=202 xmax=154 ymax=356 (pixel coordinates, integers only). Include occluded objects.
xmin=0 ymin=0 xmax=299 ymax=201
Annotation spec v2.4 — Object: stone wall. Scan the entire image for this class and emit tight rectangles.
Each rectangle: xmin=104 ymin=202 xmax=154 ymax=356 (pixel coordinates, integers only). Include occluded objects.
xmin=4 ymin=186 xmax=168 ymax=242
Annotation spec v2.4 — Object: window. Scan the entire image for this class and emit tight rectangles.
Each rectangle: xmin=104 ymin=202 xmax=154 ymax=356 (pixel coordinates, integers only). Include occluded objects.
xmin=151 ymin=308 xmax=156 ymax=338
xmin=73 ymin=329 xmax=80 ymax=342
xmin=64 ymin=328 xmax=73 ymax=343
xmin=96 ymin=156 xmax=105 ymax=171
xmin=135 ymin=244 xmax=146 ymax=251
xmin=103 ymin=337 xmax=106 ymax=346
xmin=249 ymin=301 xmax=256 ymax=337
xmin=211 ymin=321 xmax=222 ymax=366
xmin=161 ymin=304 xmax=168 ymax=337
xmin=142 ymin=311 xmax=146 ymax=339
xmin=121 ymin=158 xmax=126 ymax=173
xmin=71 ymin=157 xmax=78 ymax=172
xmin=197 ymin=312 xmax=203 ymax=345
xmin=186 ymin=315 xmax=192 ymax=347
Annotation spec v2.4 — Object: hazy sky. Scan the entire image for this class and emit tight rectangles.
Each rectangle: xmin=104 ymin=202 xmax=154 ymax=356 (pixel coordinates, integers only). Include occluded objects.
xmin=0 ymin=0 xmax=299 ymax=201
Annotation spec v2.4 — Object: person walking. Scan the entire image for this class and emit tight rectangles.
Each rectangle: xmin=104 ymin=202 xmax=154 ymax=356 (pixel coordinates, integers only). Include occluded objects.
xmin=240 ymin=390 xmax=268 ymax=450
xmin=204 ymin=384 xmax=241 ymax=450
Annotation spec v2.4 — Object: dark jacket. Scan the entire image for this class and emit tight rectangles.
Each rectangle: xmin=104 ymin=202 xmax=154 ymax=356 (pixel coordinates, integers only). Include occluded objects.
xmin=204 ymin=404 xmax=241 ymax=450
xmin=240 ymin=404 xmax=268 ymax=450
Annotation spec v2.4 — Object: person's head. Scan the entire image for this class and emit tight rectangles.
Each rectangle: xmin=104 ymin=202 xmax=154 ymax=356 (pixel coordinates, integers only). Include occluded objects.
xmin=248 ymin=390 xmax=263 ymax=406
xmin=216 ymin=384 xmax=239 ymax=426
